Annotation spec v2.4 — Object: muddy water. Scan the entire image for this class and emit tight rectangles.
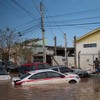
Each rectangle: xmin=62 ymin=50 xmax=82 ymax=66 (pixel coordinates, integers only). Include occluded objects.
xmin=0 ymin=73 xmax=100 ymax=100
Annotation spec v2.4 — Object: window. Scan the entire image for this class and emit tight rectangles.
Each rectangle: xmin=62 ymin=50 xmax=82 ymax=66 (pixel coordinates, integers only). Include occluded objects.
xmin=83 ymin=43 xmax=97 ymax=48
xmin=60 ymin=67 xmax=73 ymax=73
xmin=20 ymin=65 xmax=36 ymax=72
xmin=46 ymin=71 xmax=64 ymax=78
xmin=20 ymin=73 xmax=31 ymax=80
xmin=29 ymin=72 xmax=46 ymax=79
xmin=38 ymin=64 xmax=44 ymax=69
xmin=51 ymin=68 xmax=59 ymax=71
xmin=44 ymin=63 xmax=51 ymax=69
xmin=0 ymin=68 xmax=8 ymax=75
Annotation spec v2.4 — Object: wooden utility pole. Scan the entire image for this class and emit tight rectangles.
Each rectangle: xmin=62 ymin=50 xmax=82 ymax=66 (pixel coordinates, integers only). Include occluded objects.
xmin=64 ymin=34 xmax=68 ymax=67
xmin=74 ymin=36 xmax=77 ymax=68
xmin=40 ymin=2 xmax=46 ymax=62
xmin=54 ymin=36 xmax=57 ymax=55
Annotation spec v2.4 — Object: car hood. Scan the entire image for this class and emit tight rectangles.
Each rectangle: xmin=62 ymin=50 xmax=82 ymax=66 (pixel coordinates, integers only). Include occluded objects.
xmin=64 ymin=72 xmax=79 ymax=76
xmin=12 ymin=77 xmax=21 ymax=81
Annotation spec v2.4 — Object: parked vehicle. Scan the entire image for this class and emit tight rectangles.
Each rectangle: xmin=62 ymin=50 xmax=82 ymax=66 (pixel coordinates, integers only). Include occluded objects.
xmin=0 ymin=60 xmax=5 ymax=68
xmin=6 ymin=61 xmax=19 ymax=72
xmin=0 ymin=60 xmax=19 ymax=72
xmin=12 ymin=69 xmax=80 ymax=85
xmin=50 ymin=66 xmax=90 ymax=78
xmin=18 ymin=62 xmax=51 ymax=76
xmin=72 ymin=68 xmax=90 ymax=78
xmin=0 ymin=68 xmax=11 ymax=80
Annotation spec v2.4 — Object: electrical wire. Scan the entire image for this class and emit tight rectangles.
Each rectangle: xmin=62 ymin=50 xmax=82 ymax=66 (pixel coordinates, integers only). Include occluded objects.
xmin=31 ymin=0 xmax=41 ymax=16
xmin=44 ymin=10 xmax=54 ymax=37
xmin=46 ymin=8 xmax=100 ymax=18
xmin=45 ymin=21 xmax=100 ymax=27
xmin=11 ymin=0 xmax=39 ymax=19
xmin=45 ymin=15 xmax=100 ymax=24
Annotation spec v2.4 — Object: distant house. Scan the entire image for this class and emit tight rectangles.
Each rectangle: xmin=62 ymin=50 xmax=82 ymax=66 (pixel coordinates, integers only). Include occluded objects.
xmin=32 ymin=45 xmax=74 ymax=66
xmin=76 ymin=28 xmax=100 ymax=69
xmin=1 ymin=37 xmax=74 ymax=66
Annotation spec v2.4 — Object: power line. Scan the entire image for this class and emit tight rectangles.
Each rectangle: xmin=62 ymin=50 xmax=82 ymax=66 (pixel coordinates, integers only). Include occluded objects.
xmin=11 ymin=0 xmax=39 ymax=19
xmin=0 ymin=0 xmax=24 ymax=19
xmin=31 ymin=0 xmax=41 ymax=15
xmin=45 ymin=7 xmax=64 ymax=35
xmin=46 ymin=8 xmax=100 ymax=18
xmin=45 ymin=21 xmax=100 ymax=27
xmin=45 ymin=15 xmax=100 ymax=24
xmin=44 ymin=9 xmax=54 ymax=37
xmin=14 ymin=18 xmax=40 ymax=29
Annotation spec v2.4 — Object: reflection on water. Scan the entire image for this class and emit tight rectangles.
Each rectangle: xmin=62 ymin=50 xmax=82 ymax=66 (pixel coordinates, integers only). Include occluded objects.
xmin=0 ymin=74 xmax=100 ymax=100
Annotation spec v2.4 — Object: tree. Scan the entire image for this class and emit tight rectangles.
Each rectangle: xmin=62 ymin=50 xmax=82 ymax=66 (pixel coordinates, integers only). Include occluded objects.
xmin=0 ymin=27 xmax=20 ymax=53
xmin=0 ymin=27 xmax=21 ymax=68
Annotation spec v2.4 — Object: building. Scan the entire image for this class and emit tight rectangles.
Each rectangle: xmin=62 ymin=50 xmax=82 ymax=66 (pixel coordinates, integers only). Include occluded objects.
xmin=33 ymin=45 xmax=74 ymax=67
xmin=76 ymin=28 xmax=100 ymax=69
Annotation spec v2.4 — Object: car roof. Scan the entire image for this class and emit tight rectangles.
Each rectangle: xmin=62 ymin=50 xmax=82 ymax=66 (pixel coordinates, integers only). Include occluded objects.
xmin=29 ymin=69 xmax=58 ymax=74
xmin=21 ymin=62 xmax=49 ymax=66
xmin=50 ymin=66 xmax=69 ymax=69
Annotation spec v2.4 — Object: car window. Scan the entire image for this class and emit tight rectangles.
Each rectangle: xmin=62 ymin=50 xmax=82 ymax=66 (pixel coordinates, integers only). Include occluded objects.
xmin=20 ymin=73 xmax=31 ymax=80
xmin=38 ymin=64 xmax=45 ymax=69
xmin=20 ymin=65 xmax=36 ymax=72
xmin=0 ymin=68 xmax=8 ymax=75
xmin=46 ymin=71 xmax=64 ymax=78
xmin=60 ymin=67 xmax=73 ymax=73
xmin=0 ymin=61 xmax=5 ymax=65
xmin=44 ymin=63 xmax=50 ymax=68
xmin=51 ymin=68 xmax=59 ymax=71
xmin=29 ymin=72 xmax=47 ymax=79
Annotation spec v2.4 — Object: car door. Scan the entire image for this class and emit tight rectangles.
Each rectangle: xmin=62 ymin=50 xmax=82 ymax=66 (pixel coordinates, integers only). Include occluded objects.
xmin=24 ymin=72 xmax=51 ymax=85
xmin=45 ymin=71 xmax=66 ymax=84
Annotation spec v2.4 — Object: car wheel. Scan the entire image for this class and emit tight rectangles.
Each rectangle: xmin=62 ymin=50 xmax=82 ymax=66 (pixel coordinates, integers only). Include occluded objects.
xmin=69 ymin=80 xmax=77 ymax=84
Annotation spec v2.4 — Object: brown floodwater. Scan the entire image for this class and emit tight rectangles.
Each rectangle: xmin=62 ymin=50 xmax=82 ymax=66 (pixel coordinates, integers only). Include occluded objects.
xmin=0 ymin=73 xmax=100 ymax=100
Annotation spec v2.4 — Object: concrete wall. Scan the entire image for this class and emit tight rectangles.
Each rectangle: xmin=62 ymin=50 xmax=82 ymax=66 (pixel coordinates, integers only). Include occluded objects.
xmin=76 ymin=41 xmax=100 ymax=69
xmin=53 ymin=56 xmax=74 ymax=68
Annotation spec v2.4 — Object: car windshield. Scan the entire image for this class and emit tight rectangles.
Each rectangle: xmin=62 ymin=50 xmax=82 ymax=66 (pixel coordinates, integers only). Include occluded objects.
xmin=37 ymin=63 xmax=51 ymax=69
xmin=19 ymin=65 xmax=36 ymax=72
xmin=60 ymin=67 xmax=73 ymax=73
xmin=44 ymin=63 xmax=51 ymax=68
xmin=0 ymin=68 xmax=8 ymax=75
xmin=19 ymin=73 xmax=31 ymax=80
xmin=51 ymin=68 xmax=59 ymax=71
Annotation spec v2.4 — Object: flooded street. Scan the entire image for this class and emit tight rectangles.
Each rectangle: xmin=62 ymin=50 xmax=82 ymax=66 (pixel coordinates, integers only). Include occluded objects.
xmin=0 ymin=73 xmax=100 ymax=100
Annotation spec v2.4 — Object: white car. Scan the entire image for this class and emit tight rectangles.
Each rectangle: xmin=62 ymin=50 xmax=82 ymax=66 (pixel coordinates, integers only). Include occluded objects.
xmin=0 ymin=68 xmax=11 ymax=80
xmin=12 ymin=69 xmax=80 ymax=85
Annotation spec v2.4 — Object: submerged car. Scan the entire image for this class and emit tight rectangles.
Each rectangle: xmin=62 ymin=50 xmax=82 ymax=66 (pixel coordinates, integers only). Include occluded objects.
xmin=0 ymin=68 xmax=11 ymax=80
xmin=12 ymin=69 xmax=80 ymax=85
xmin=50 ymin=66 xmax=90 ymax=78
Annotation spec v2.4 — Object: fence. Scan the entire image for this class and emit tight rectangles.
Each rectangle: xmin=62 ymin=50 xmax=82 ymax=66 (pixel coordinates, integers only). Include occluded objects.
xmin=78 ymin=53 xmax=99 ymax=69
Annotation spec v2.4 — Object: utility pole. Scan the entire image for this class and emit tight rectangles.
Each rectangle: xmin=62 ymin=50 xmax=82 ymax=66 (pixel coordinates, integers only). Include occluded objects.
xmin=74 ymin=36 xmax=77 ymax=68
xmin=64 ymin=34 xmax=68 ymax=67
xmin=54 ymin=36 xmax=57 ymax=55
xmin=40 ymin=2 xmax=46 ymax=62
xmin=78 ymin=51 xmax=81 ymax=68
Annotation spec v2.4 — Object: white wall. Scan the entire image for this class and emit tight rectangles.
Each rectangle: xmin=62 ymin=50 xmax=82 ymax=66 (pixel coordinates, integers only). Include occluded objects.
xmin=76 ymin=41 xmax=100 ymax=69
xmin=53 ymin=56 xmax=74 ymax=68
